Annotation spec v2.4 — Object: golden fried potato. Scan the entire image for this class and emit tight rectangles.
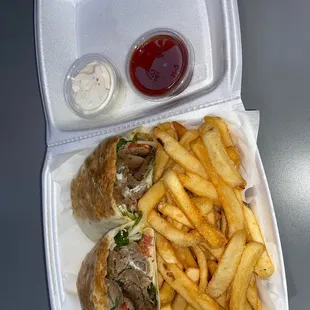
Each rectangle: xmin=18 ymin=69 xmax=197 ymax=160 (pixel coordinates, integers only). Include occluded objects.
xmin=230 ymin=242 xmax=265 ymax=310
xmin=200 ymin=122 xmax=246 ymax=188
xmin=154 ymin=128 xmax=208 ymax=179
xmin=157 ymin=255 xmax=223 ymax=310
xmin=158 ymin=202 xmax=194 ymax=228
xmin=156 ymin=233 xmax=184 ymax=269
xmin=190 ymin=138 xmax=245 ymax=237
xmin=148 ymin=210 xmax=202 ymax=246
xmin=207 ymin=230 xmax=246 ymax=298
xmin=243 ymin=205 xmax=275 ymax=278
xmin=178 ymin=172 xmax=219 ymax=203
xmin=163 ymin=170 xmax=227 ymax=249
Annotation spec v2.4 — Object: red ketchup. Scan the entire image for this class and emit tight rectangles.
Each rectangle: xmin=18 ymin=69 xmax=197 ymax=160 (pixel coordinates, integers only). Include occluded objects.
xmin=129 ymin=32 xmax=192 ymax=97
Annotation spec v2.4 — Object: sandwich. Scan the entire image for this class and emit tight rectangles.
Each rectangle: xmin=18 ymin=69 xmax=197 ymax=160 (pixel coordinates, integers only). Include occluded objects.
xmin=77 ymin=222 xmax=159 ymax=310
xmin=71 ymin=128 xmax=156 ymax=241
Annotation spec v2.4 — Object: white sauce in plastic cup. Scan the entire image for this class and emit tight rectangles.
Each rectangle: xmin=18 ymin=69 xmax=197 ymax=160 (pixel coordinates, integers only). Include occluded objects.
xmin=64 ymin=54 xmax=120 ymax=117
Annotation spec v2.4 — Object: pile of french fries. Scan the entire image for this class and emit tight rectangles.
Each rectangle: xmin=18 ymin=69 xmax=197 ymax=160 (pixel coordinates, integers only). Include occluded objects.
xmin=138 ymin=117 xmax=275 ymax=310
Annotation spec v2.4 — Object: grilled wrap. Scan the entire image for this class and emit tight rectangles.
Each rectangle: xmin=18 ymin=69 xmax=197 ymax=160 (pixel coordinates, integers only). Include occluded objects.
xmin=71 ymin=128 xmax=155 ymax=241
xmin=77 ymin=223 xmax=159 ymax=310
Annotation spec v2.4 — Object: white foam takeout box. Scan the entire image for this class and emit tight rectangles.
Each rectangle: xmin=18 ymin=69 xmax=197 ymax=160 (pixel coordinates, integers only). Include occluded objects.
xmin=35 ymin=0 xmax=289 ymax=309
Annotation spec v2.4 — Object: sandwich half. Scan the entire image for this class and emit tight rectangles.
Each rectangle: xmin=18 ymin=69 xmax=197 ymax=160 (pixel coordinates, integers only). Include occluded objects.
xmin=71 ymin=128 xmax=156 ymax=241
xmin=77 ymin=222 xmax=159 ymax=310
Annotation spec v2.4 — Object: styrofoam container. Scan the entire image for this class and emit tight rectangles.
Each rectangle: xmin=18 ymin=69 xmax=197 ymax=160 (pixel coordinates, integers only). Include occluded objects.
xmin=35 ymin=0 xmax=289 ymax=309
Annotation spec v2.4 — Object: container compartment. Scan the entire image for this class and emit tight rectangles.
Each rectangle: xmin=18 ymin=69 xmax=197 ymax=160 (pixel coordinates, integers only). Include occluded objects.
xmin=42 ymin=103 xmax=288 ymax=310
xmin=37 ymin=0 xmax=235 ymax=136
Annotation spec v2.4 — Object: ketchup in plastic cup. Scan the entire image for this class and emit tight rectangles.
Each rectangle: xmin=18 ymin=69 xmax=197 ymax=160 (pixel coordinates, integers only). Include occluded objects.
xmin=128 ymin=29 xmax=194 ymax=99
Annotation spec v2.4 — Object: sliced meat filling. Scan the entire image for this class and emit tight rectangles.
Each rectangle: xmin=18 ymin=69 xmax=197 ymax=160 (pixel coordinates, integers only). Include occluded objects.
xmin=114 ymin=141 xmax=155 ymax=214
xmin=106 ymin=279 xmax=123 ymax=309
xmin=107 ymin=243 xmax=149 ymax=279
xmin=106 ymin=242 xmax=157 ymax=310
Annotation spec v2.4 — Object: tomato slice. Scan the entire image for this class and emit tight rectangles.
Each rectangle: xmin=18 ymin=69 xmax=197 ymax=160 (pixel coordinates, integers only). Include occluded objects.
xmin=121 ymin=303 xmax=128 ymax=310
xmin=143 ymin=235 xmax=153 ymax=246
xmin=128 ymin=142 xmax=150 ymax=149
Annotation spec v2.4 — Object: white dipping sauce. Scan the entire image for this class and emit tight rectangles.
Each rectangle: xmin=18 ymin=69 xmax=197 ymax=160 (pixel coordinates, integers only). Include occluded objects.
xmin=72 ymin=61 xmax=113 ymax=111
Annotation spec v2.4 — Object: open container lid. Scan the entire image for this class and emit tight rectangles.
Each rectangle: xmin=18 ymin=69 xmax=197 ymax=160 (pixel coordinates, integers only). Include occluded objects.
xmin=36 ymin=0 xmax=242 ymax=152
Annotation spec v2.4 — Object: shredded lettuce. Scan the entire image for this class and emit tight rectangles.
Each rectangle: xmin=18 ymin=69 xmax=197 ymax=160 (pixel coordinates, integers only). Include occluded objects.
xmin=116 ymin=138 xmax=128 ymax=153
xmin=133 ymin=212 xmax=143 ymax=227
xmin=118 ymin=204 xmax=138 ymax=221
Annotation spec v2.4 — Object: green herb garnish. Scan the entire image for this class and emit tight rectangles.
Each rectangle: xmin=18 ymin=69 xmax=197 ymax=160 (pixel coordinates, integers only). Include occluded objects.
xmin=147 ymin=282 xmax=157 ymax=304
xmin=114 ymin=229 xmax=129 ymax=247
xmin=110 ymin=296 xmax=120 ymax=310
xmin=116 ymin=138 xmax=128 ymax=153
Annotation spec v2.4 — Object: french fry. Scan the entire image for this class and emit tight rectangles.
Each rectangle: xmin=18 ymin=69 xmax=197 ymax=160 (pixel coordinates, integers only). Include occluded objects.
xmin=203 ymin=116 xmax=234 ymax=147
xmin=166 ymin=190 xmax=176 ymax=205
xmin=172 ymin=164 xmax=186 ymax=174
xmin=153 ymin=128 xmax=208 ymax=179
xmin=215 ymin=294 xmax=227 ymax=309
xmin=201 ymin=243 xmax=225 ymax=261
xmin=173 ymin=121 xmax=187 ymax=139
xmin=207 ymin=212 xmax=216 ymax=226
xmin=190 ymin=138 xmax=245 ymax=237
xmin=161 ymin=304 xmax=173 ymax=310
xmin=221 ymin=211 xmax=228 ymax=237
xmin=185 ymin=264 xmax=227 ymax=310
xmin=158 ymin=202 xmax=194 ymax=228
xmin=226 ymin=285 xmax=232 ymax=303
xmin=166 ymin=127 xmax=178 ymax=140
xmin=166 ymin=158 xmax=176 ymax=170
xmin=156 ymin=233 xmax=184 ymax=269
xmin=172 ymin=244 xmax=198 ymax=268
xmin=178 ymin=172 xmax=219 ymax=203
xmin=247 ymin=274 xmax=258 ymax=310
xmin=243 ymin=205 xmax=275 ymax=278
xmin=244 ymin=301 xmax=253 ymax=310
xmin=148 ymin=210 xmax=202 ymax=246
xmin=167 ymin=216 xmax=187 ymax=231
xmin=179 ymin=130 xmax=200 ymax=150
xmin=157 ymin=255 xmax=222 ymax=310
xmin=191 ymin=197 xmax=213 ymax=217
xmin=207 ymin=230 xmax=246 ymax=298
xmin=218 ymin=182 xmax=245 ymax=238
xmin=230 ymin=242 xmax=265 ymax=310
xmin=154 ymin=145 xmax=170 ymax=182
xmin=160 ymin=281 xmax=176 ymax=305
xmin=199 ymin=122 xmax=246 ymax=188
xmin=214 ymin=211 xmax=221 ymax=229
xmin=172 ymin=295 xmax=188 ymax=310
xmin=163 ymin=170 xmax=227 ymax=249
xmin=185 ymin=268 xmax=200 ymax=310
xmin=185 ymin=267 xmax=200 ymax=284
xmin=257 ymin=299 xmax=262 ymax=310
xmin=158 ymin=122 xmax=172 ymax=131
xmin=192 ymin=245 xmax=208 ymax=294
xmin=226 ymin=146 xmax=241 ymax=169
xmin=158 ymin=272 xmax=164 ymax=289
xmin=138 ymin=180 xmax=166 ymax=222
xmin=208 ymin=260 xmax=218 ymax=277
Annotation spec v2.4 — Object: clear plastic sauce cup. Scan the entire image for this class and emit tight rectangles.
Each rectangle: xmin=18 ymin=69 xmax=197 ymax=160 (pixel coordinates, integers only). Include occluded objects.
xmin=127 ymin=29 xmax=194 ymax=100
xmin=64 ymin=54 xmax=121 ymax=118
